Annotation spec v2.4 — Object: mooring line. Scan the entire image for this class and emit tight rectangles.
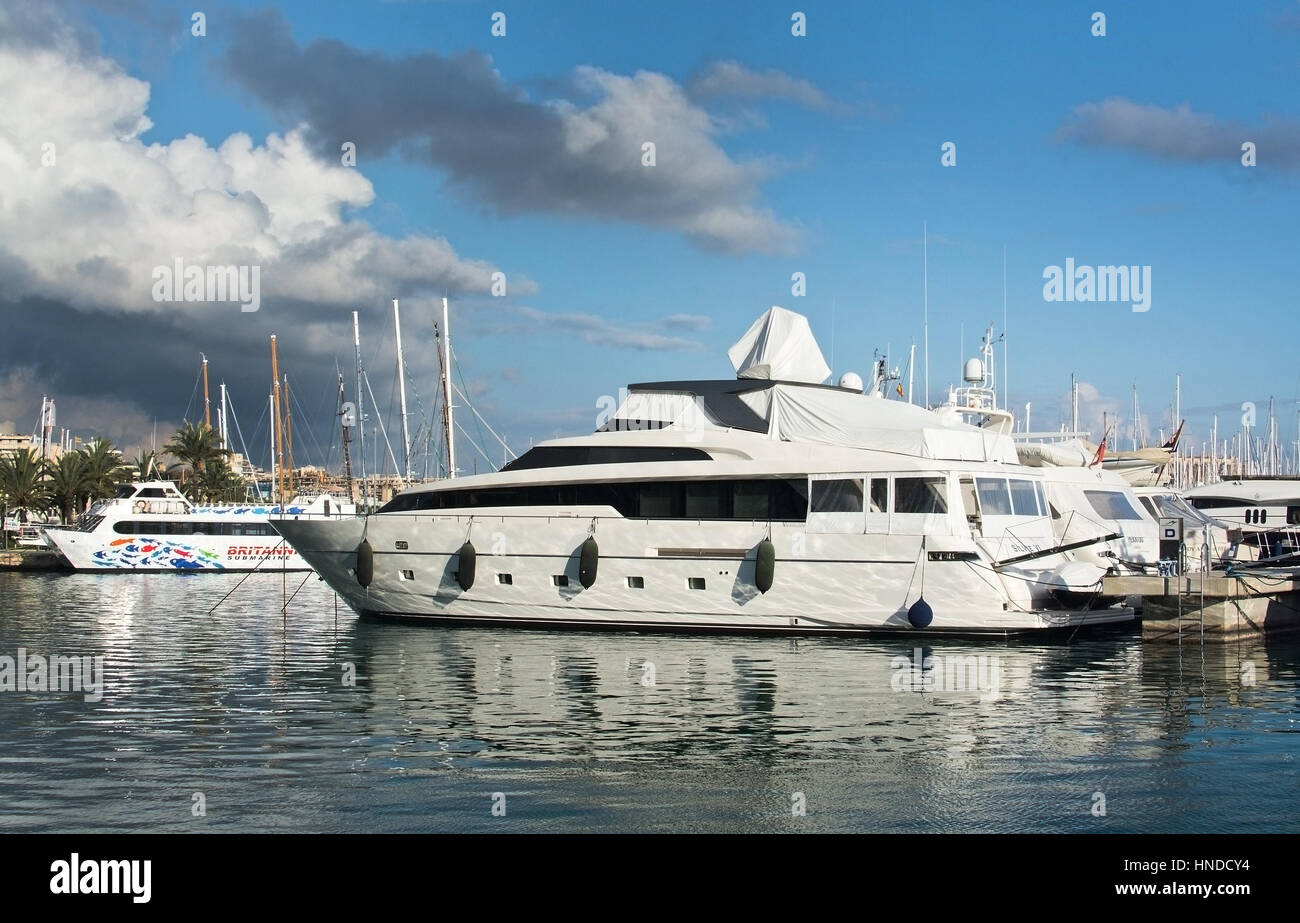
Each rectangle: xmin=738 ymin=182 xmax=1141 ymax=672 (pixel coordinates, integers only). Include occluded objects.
xmin=207 ymin=537 xmax=292 ymax=615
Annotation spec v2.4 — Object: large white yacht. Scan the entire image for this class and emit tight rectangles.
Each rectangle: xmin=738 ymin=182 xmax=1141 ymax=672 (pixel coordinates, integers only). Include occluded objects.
xmin=44 ymin=480 xmax=353 ymax=571
xmin=1182 ymin=477 xmax=1300 ymax=560
xmin=274 ymin=308 xmax=1142 ymax=635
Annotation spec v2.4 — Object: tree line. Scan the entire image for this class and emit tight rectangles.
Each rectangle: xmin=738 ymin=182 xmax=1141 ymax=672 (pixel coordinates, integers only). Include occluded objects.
xmin=0 ymin=422 xmax=243 ymax=535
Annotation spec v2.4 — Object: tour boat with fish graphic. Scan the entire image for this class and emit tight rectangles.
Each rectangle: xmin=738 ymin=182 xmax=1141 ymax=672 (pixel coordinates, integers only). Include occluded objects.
xmin=43 ymin=480 xmax=354 ymax=572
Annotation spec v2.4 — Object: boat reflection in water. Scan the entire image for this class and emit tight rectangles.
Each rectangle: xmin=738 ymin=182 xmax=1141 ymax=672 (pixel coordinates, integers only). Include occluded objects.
xmin=2 ymin=573 xmax=1296 ymax=832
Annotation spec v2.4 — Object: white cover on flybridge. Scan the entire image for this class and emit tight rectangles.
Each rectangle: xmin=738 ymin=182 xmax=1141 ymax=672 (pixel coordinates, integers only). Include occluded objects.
xmin=766 ymin=385 xmax=1018 ymax=463
xmin=727 ymin=307 xmax=831 ymax=384
xmin=1017 ymin=440 xmax=1095 ymax=468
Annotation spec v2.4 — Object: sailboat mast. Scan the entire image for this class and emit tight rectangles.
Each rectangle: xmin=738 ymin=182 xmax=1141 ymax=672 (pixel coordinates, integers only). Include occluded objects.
xmin=339 ymin=372 xmax=354 ymax=501
xmin=907 ymin=342 xmax=916 ymax=406
xmin=441 ymin=296 xmax=456 ymax=479
xmin=283 ymin=373 xmax=295 ymax=490
xmin=1071 ymin=374 xmax=1079 ymax=434
xmin=1132 ymin=385 xmax=1139 ymax=451
xmin=268 ymin=392 xmax=276 ymax=498
xmin=393 ymin=298 xmax=411 ymax=481
xmin=201 ymin=354 xmax=211 ymax=430
xmin=270 ymin=335 xmax=285 ymax=505
xmin=219 ymin=382 xmax=228 ymax=451
xmin=352 ymin=311 xmax=367 ymax=504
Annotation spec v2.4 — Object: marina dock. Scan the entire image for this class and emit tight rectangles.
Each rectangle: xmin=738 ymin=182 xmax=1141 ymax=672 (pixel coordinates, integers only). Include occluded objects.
xmin=1104 ymin=571 xmax=1300 ymax=643
xmin=0 ymin=550 xmax=65 ymax=572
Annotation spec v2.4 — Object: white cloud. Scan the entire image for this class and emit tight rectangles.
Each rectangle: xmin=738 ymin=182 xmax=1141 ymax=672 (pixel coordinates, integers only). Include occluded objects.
xmin=688 ymin=60 xmax=831 ymax=111
xmin=0 ymin=35 xmax=520 ymax=316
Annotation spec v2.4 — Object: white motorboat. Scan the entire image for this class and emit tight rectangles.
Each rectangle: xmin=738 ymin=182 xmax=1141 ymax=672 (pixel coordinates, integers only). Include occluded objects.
xmin=1183 ymin=477 xmax=1300 ymax=560
xmin=274 ymin=307 xmax=1139 ymax=635
xmin=44 ymin=480 xmax=353 ymax=571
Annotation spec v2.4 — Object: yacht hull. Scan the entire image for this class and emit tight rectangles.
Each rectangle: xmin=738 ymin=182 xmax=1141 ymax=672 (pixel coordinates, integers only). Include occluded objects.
xmin=274 ymin=514 xmax=1134 ymax=636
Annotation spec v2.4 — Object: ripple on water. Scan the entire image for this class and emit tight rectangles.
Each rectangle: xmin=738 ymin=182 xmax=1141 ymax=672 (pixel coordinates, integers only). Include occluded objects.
xmin=0 ymin=572 xmax=1298 ymax=832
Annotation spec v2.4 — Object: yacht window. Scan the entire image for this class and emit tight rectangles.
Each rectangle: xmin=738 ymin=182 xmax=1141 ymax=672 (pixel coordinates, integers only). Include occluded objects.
xmin=1139 ymin=497 xmax=1157 ymax=516
xmin=869 ymin=479 xmax=889 ymax=513
xmin=975 ymin=478 xmax=1012 ymax=515
xmin=138 ymin=488 xmax=168 ymax=497
xmin=732 ymin=482 xmax=770 ymax=519
xmin=638 ymin=484 xmax=676 ymax=518
xmin=894 ymin=477 xmax=948 ymax=514
xmin=1008 ymin=479 xmax=1040 ymax=516
xmin=684 ymin=483 xmax=725 ymax=519
xmin=1083 ymin=490 xmax=1143 ymax=521
xmin=1034 ymin=482 xmax=1048 ymax=515
xmin=811 ymin=479 xmax=864 ymax=513
xmin=113 ymin=485 xmax=136 ymax=499
xmin=378 ymin=479 xmax=809 ymax=521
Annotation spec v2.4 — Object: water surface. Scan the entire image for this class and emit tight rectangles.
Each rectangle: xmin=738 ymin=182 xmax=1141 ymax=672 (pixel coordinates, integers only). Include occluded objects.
xmin=1 ymin=572 xmax=1295 ymax=832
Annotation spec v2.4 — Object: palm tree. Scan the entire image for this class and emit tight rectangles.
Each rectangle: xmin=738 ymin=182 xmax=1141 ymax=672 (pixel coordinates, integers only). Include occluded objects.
xmin=81 ymin=438 xmax=128 ymax=502
xmin=163 ymin=422 xmax=227 ymax=481
xmin=195 ymin=456 xmax=245 ymax=504
xmin=0 ymin=449 xmax=49 ymax=547
xmin=131 ymin=448 xmax=161 ymax=480
xmin=44 ymin=453 xmax=90 ymax=524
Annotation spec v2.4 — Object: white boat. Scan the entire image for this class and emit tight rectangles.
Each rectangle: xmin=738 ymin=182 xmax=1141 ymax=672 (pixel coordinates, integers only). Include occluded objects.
xmin=1131 ymin=486 xmax=1255 ymax=571
xmin=274 ymin=307 xmax=1139 ymax=636
xmin=932 ymin=336 xmax=1160 ymax=585
xmin=44 ymin=480 xmax=354 ymax=571
xmin=3 ymin=509 xmax=56 ymax=548
xmin=1183 ymin=477 xmax=1300 ymax=560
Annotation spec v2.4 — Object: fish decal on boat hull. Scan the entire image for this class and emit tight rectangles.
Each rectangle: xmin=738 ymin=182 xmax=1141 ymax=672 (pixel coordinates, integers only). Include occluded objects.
xmin=91 ymin=537 xmax=225 ymax=570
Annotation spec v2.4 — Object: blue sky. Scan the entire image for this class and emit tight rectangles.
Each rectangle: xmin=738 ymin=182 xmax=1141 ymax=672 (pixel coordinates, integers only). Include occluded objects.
xmin=4 ymin=0 xmax=1299 ymax=468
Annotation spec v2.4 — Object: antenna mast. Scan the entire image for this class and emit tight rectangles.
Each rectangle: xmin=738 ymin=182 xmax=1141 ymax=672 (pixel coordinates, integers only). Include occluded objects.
xmin=923 ymin=220 xmax=929 ymax=407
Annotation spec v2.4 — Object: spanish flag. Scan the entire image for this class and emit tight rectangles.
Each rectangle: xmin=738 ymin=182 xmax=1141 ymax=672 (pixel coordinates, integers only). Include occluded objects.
xmin=896 ymin=383 xmax=904 ymax=398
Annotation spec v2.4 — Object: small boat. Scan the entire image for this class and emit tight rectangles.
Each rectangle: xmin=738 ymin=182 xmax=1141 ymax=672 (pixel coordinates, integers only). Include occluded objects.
xmin=43 ymin=480 xmax=354 ymax=572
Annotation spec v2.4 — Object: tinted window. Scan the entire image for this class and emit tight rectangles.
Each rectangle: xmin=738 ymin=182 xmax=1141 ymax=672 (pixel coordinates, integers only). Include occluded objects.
xmin=1008 ymin=479 xmax=1040 ymax=516
xmin=1084 ymin=490 xmax=1143 ymax=521
xmin=976 ymin=478 xmax=1012 ymax=515
xmin=379 ymin=479 xmax=809 ymax=521
xmin=811 ymin=479 xmax=864 ymax=513
xmin=502 ymin=445 xmax=711 ymax=471
xmin=684 ymin=482 xmax=725 ymax=519
xmin=894 ymin=477 xmax=948 ymax=514
xmin=638 ymin=484 xmax=675 ymax=518
xmin=733 ymin=481 xmax=770 ymax=519
xmin=869 ymin=479 xmax=889 ymax=513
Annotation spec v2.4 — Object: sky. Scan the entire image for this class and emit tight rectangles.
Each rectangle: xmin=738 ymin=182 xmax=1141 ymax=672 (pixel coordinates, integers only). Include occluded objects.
xmin=2 ymin=0 xmax=1299 ymax=475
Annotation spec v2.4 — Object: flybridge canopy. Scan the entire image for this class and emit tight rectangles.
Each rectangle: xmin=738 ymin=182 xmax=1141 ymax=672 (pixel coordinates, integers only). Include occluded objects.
xmin=598 ymin=307 xmax=1018 ymax=463
xmin=606 ymin=379 xmax=1018 ymax=463
xmin=727 ymin=306 xmax=831 ymax=384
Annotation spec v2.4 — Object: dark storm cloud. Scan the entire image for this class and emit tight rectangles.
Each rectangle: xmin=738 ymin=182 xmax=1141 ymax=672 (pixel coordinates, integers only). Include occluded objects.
xmin=221 ymin=9 xmax=800 ymax=254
